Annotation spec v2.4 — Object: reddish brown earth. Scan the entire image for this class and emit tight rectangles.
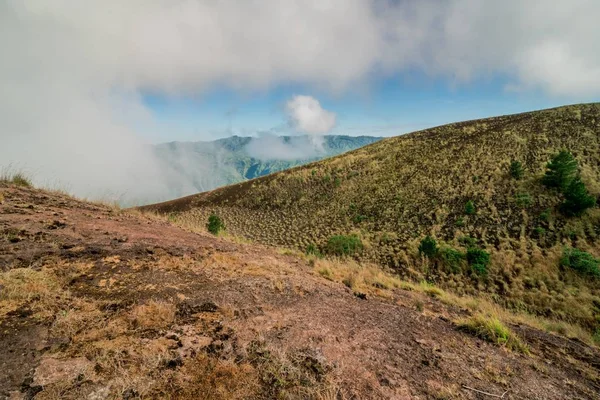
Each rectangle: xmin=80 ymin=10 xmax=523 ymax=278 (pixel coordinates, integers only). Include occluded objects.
xmin=1 ymin=183 xmax=599 ymax=399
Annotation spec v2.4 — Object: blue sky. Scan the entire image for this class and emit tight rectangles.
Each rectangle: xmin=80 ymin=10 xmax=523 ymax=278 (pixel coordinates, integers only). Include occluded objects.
xmin=142 ymin=75 xmax=588 ymax=143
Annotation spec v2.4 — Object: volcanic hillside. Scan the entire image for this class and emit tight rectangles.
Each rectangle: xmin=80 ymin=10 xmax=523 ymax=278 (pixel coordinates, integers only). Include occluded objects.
xmin=144 ymin=103 xmax=600 ymax=336
xmin=2 ymin=181 xmax=600 ymax=399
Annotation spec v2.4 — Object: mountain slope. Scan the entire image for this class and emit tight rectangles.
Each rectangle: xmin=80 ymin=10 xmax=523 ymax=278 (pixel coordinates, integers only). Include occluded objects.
xmin=1 ymin=183 xmax=600 ymax=399
xmin=144 ymin=103 xmax=600 ymax=334
xmin=153 ymin=134 xmax=381 ymax=197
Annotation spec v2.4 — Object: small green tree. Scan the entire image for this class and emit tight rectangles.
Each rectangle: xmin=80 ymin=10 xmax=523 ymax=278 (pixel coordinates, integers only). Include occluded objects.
xmin=560 ymin=177 xmax=596 ymax=216
xmin=207 ymin=214 xmax=225 ymax=235
xmin=542 ymin=150 xmax=578 ymax=191
xmin=466 ymin=247 xmax=490 ymax=275
xmin=509 ymin=160 xmax=523 ymax=180
xmin=465 ymin=200 xmax=476 ymax=215
xmin=418 ymin=236 xmax=438 ymax=258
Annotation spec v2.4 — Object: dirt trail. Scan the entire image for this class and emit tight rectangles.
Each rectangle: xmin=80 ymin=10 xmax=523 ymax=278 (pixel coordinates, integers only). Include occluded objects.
xmin=1 ymin=184 xmax=599 ymax=399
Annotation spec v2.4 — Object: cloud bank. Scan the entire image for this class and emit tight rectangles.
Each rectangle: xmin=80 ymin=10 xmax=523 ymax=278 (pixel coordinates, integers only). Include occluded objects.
xmin=245 ymin=134 xmax=328 ymax=161
xmin=1 ymin=0 xmax=599 ymax=203
xmin=286 ymin=96 xmax=337 ymax=135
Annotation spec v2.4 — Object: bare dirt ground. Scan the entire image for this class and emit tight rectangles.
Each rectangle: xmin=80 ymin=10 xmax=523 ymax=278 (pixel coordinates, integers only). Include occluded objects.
xmin=1 ymin=184 xmax=599 ymax=399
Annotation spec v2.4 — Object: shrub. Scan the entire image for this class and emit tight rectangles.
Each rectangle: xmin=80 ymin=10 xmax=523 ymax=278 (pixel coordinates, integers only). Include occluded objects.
xmin=459 ymin=236 xmax=477 ymax=248
xmin=542 ymin=150 xmax=578 ymax=191
xmin=560 ymin=248 xmax=600 ymax=278
xmin=470 ymin=263 xmax=488 ymax=275
xmin=207 ymin=214 xmax=225 ymax=235
xmin=465 ymin=200 xmax=476 ymax=215
xmin=418 ymin=236 xmax=438 ymax=258
xmin=457 ymin=315 xmax=528 ymax=353
xmin=352 ymin=214 xmax=367 ymax=224
xmin=560 ymin=177 xmax=596 ymax=216
xmin=439 ymin=247 xmax=465 ymax=273
xmin=593 ymin=329 xmax=600 ymax=345
xmin=306 ymin=244 xmax=322 ymax=258
xmin=466 ymin=247 xmax=490 ymax=275
xmin=509 ymin=160 xmax=523 ymax=180
xmin=324 ymin=235 xmax=363 ymax=257
xmin=539 ymin=209 xmax=551 ymax=222
xmin=455 ymin=218 xmax=465 ymax=227
xmin=533 ymin=226 xmax=546 ymax=237
xmin=514 ymin=192 xmax=532 ymax=208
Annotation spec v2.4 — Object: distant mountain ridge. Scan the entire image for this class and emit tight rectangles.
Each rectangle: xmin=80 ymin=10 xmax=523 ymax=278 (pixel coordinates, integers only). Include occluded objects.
xmin=154 ymin=134 xmax=381 ymax=198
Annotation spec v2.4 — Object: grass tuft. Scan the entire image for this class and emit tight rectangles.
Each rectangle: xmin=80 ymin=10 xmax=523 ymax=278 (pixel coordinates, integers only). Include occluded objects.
xmin=457 ymin=314 xmax=529 ymax=354
xmin=0 ymin=167 xmax=32 ymax=187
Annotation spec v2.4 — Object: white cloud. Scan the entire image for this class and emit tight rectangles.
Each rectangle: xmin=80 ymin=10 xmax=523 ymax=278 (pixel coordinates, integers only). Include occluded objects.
xmin=1 ymin=0 xmax=599 ymax=203
xmin=286 ymin=96 xmax=336 ymax=135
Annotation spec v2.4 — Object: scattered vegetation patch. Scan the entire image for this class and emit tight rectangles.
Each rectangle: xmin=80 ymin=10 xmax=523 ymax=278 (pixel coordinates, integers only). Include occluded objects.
xmin=466 ymin=247 xmax=490 ymax=275
xmin=464 ymin=200 xmax=476 ymax=215
xmin=129 ymin=300 xmax=176 ymax=330
xmin=324 ymin=234 xmax=363 ymax=257
xmin=509 ymin=160 xmax=523 ymax=180
xmin=247 ymin=342 xmax=334 ymax=399
xmin=312 ymin=258 xmax=402 ymax=297
xmin=594 ymin=329 xmax=600 ymax=345
xmin=560 ymin=177 xmax=596 ymax=216
xmin=305 ymin=243 xmax=322 ymax=258
xmin=418 ymin=236 xmax=438 ymax=258
xmin=420 ymin=281 xmax=444 ymax=298
xmin=459 ymin=236 xmax=477 ymax=248
xmin=438 ymin=247 xmax=465 ymax=273
xmin=560 ymin=248 xmax=600 ymax=278
xmin=0 ymin=168 xmax=32 ymax=187
xmin=0 ymin=267 xmax=65 ymax=318
xmin=514 ymin=192 xmax=532 ymax=208
xmin=457 ymin=315 xmax=528 ymax=353
xmin=533 ymin=226 xmax=546 ymax=238
xmin=539 ymin=150 xmax=596 ymax=216
xmin=542 ymin=150 xmax=578 ymax=191
xmin=206 ymin=214 xmax=225 ymax=235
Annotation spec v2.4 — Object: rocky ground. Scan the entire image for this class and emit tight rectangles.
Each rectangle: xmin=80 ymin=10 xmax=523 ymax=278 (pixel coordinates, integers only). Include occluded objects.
xmin=1 ymin=183 xmax=599 ymax=399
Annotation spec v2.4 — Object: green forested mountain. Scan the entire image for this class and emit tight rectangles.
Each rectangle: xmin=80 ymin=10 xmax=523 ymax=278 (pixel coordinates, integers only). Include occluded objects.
xmin=153 ymin=134 xmax=381 ymax=197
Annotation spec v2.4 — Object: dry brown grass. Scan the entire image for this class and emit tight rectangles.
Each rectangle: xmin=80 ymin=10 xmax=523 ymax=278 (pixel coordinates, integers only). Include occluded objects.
xmin=438 ymin=288 xmax=595 ymax=344
xmin=0 ymin=267 xmax=67 ymax=318
xmin=313 ymin=258 xmax=404 ymax=298
xmin=312 ymin=255 xmax=598 ymax=346
xmin=128 ymin=300 xmax=176 ymax=330
xmin=157 ymin=354 xmax=260 ymax=399
xmin=51 ymin=298 xmax=104 ymax=339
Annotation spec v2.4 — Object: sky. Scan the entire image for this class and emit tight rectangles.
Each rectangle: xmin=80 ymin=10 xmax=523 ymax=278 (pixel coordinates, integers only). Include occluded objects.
xmin=143 ymin=77 xmax=575 ymax=142
xmin=1 ymin=0 xmax=600 ymax=202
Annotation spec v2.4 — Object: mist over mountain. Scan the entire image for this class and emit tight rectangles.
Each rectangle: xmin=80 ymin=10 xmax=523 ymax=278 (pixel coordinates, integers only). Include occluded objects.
xmin=153 ymin=134 xmax=381 ymax=199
